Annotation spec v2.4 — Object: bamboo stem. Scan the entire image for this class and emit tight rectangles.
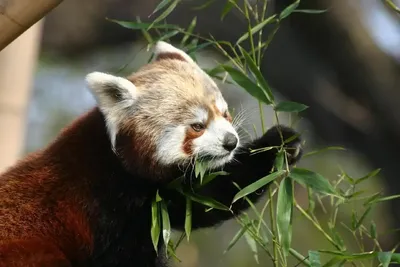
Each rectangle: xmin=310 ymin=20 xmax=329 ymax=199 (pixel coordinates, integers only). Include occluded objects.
xmin=0 ymin=0 xmax=63 ymax=51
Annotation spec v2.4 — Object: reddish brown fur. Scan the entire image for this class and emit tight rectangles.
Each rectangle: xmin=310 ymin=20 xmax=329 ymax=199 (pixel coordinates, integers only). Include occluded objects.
xmin=156 ymin=52 xmax=186 ymax=62
xmin=0 ymin=108 xmax=122 ymax=266
xmin=182 ymin=127 xmax=205 ymax=155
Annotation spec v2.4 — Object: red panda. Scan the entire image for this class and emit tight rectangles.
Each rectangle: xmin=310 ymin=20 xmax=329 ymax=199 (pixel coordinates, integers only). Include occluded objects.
xmin=0 ymin=41 xmax=302 ymax=267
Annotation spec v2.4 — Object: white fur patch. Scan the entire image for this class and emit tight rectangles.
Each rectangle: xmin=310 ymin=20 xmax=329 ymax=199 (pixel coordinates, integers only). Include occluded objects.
xmin=193 ymin=108 xmax=208 ymax=123
xmin=156 ymin=126 xmax=188 ymax=165
xmin=85 ymin=71 xmax=138 ymax=148
xmin=215 ymin=94 xmax=228 ymax=114
xmin=193 ymin=117 xmax=239 ymax=168
xmin=154 ymin=41 xmax=195 ymax=64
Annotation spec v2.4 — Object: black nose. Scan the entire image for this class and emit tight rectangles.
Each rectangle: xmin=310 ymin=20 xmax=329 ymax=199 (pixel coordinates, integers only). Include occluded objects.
xmin=222 ymin=133 xmax=238 ymax=152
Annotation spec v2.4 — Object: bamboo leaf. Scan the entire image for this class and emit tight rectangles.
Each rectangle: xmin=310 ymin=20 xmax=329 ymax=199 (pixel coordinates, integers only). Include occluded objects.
xmin=309 ymin=250 xmax=321 ymax=267
xmin=293 ymin=9 xmax=328 ymax=14
xmin=181 ymin=190 xmax=230 ymax=210
xmin=276 ymin=177 xmax=293 ymax=257
xmin=180 ymin=17 xmax=197 ymax=46
xmin=367 ymin=194 xmax=400 ymax=205
xmin=274 ymin=150 xmax=285 ymax=171
xmin=240 ymin=47 xmax=274 ymax=103
xmin=370 ymin=221 xmax=377 ymax=239
xmin=244 ymin=231 xmax=259 ymax=264
xmin=221 ymin=0 xmax=237 ymax=20
xmin=151 ymin=198 xmax=161 ymax=253
xmin=354 ymin=206 xmax=372 ymax=230
xmin=354 ymin=168 xmax=381 ymax=185
xmin=236 ymin=14 xmax=277 ymax=44
xmin=200 ymin=171 xmax=229 ymax=187
xmin=108 ymin=19 xmax=180 ymax=30
xmin=149 ymin=0 xmax=173 ymax=17
xmin=160 ymin=201 xmax=171 ymax=256
xmin=195 ymin=160 xmax=208 ymax=183
xmin=157 ymin=30 xmax=180 ymax=42
xmin=222 ymin=65 xmax=272 ymax=104
xmin=303 ymin=146 xmax=346 ymax=158
xmin=274 ymin=101 xmax=308 ymax=113
xmin=224 ymin=222 xmax=251 ymax=254
xmin=378 ymin=252 xmax=392 ymax=267
xmin=289 ymin=168 xmax=338 ymax=196
xmin=232 ymin=170 xmax=286 ymax=203
xmin=149 ymin=0 xmax=180 ymax=29
xmin=280 ymin=0 xmax=300 ymax=20
xmin=186 ymin=41 xmax=214 ymax=55
xmin=192 ymin=0 xmax=216 ymax=10
xmin=185 ymin=197 xmax=192 ymax=241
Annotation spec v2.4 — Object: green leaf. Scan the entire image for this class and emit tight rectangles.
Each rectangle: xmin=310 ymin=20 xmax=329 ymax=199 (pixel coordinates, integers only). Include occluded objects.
xmin=232 ymin=170 xmax=286 ymax=203
xmin=303 ymin=146 xmax=346 ymax=158
xmin=156 ymin=190 xmax=162 ymax=202
xmin=240 ymin=47 xmax=274 ymax=103
xmin=279 ymin=0 xmax=300 ymax=20
xmin=274 ymin=101 xmax=308 ymax=113
xmin=108 ymin=19 xmax=180 ymax=30
xmin=274 ymin=150 xmax=285 ymax=171
xmin=192 ymin=0 xmax=216 ymax=10
xmin=391 ymin=253 xmax=400 ymax=263
xmin=370 ymin=221 xmax=377 ymax=239
xmin=200 ymin=171 xmax=229 ymax=187
xmin=195 ymin=160 xmax=208 ymax=183
xmin=367 ymin=194 xmax=400 ymax=205
xmin=244 ymin=231 xmax=259 ymax=264
xmin=149 ymin=0 xmax=180 ymax=29
xmin=224 ymin=222 xmax=251 ymax=254
xmin=180 ymin=190 xmax=230 ymax=210
xmin=354 ymin=206 xmax=372 ymax=230
xmin=309 ymin=250 xmax=321 ymax=267
xmin=378 ymin=252 xmax=392 ymax=267
xmin=167 ymin=240 xmax=181 ymax=262
xmin=160 ymin=201 xmax=171 ymax=256
xmin=276 ymin=178 xmax=293 ymax=257
xmin=185 ymin=197 xmax=192 ymax=241
xmin=322 ymin=257 xmax=345 ymax=267
xmin=151 ymin=198 xmax=161 ymax=253
xmin=221 ymin=0 xmax=237 ymax=20
xmin=236 ymin=14 xmax=277 ymax=44
xmin=186 ymin=41 xmax=214 ymax=56
xmin=293 ymin=9 xmax=328 ymax=14
xmin=222 ymin=65 xmax=272 ymax=104
xmin=150 ymin=0 xmax=173 ymax=17
xmin=289 ymin=168 xmax=337 ymax=196
xmin=157 ymin=30 xmax=180 ymax=42
xmin=354 ymin=168 xmax=381 ymax=185
xmin=180 ymin=16 xmax=197 ymax=46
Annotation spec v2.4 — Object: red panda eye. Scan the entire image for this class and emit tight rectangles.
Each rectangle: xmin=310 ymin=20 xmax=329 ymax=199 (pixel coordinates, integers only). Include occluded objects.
xmin=191 ymin=123 xmax=205 ymax=132
xmin=223 ymin=112 xmax=228 ymax=118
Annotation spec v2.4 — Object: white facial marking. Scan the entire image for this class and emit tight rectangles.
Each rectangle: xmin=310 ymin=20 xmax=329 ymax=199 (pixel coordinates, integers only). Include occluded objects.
xmin=193 ymin=108 xmax=208 ymax=123
xmin=156 ymin=126 xmax=187 ymax=165
xmin=86 ymin=71 xmax=138 ymax=148
xmin=215 ymin=94 xmax=228 ymax=114
xmin=192 ymin=117 xmax=239 ymax=168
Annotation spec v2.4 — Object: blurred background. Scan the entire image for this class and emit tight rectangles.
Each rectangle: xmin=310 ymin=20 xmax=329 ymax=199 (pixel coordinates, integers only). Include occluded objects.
xmin=1 ymin=0 xmax=399 ymax=266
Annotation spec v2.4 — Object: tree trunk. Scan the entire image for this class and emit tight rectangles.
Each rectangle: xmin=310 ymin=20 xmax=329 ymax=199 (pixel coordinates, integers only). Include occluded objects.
xmin=0 ymin=21 xmax=43 ymax=172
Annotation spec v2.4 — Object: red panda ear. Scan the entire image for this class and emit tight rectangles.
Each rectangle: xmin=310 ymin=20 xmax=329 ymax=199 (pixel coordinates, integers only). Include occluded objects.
xmin=85 ymin=72 xmax=138 ymax=147
xmin=153 ymin=41 xmax=195 ymax=63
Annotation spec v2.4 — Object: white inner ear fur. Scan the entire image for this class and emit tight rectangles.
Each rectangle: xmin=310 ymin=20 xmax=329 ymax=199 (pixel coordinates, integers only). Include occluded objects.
xmin=153 ymin=41 xmax=195 ymax=64
xmin=85 ymin=71 xmax=138 ymax=148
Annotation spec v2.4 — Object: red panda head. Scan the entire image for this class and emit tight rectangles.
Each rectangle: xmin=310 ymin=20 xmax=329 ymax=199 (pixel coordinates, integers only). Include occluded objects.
xmin=85 ymin=42 xmax=239 ymax=179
